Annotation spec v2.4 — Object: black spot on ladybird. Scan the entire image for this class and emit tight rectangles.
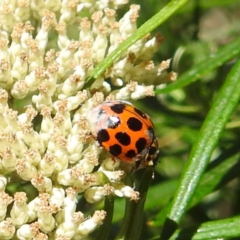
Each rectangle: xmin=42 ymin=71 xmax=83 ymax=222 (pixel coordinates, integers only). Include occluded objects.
xmin=97 ymin=129 xmax=110 ymax=144
xmin=109 ymin=144 xmax=122 ymax=156
xmin=115 ymin=132 xmax=131 ymax=146
xmin=134 ymin=107 xmax=147 ymax=119
xmin=110 ymin=104 xmax=126 ymax=114
xmin=135 ymin=138 xmax=147 ymax=153
xmin=125 ymin=149 xmax=136 ymax=158
xmin=127 ymin=117 xmax=142 ymax=131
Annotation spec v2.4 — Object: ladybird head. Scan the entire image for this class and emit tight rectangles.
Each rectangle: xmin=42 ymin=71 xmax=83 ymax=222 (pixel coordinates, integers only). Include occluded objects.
xmin=143 ymin=137 xmax=159 ymax=166
xmin=135 ymin=137 xmax=159 ymax=169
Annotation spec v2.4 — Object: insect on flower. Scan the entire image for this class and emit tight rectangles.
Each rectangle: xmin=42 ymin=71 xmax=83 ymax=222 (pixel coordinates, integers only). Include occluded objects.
xmin=87 ymin=100 xmax=159 ymax=168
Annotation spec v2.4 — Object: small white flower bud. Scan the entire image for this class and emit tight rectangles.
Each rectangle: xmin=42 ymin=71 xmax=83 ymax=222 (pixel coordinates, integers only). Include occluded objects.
xmin=16 ymin=159 xmax=37 ymax=181
xmin=84 ymin=187 xmax=105 ymax=203
xmin=36 ymin=10 xmax=56 ymax=50
xmin=76 ymin=145 xmax=99 ymax=173
xmin=67 ymin=134 xmax=84 ymax=164
xmin=17 ymin=222 xmax=40 ymax=240
xmin=15 ymin=2 xmax=31 ymax=22
xmin=59 ymin=0 xmax=78 ymax=24
xmin=79 ymin=17 xmax=93 ymax=41
xmin=131 ymin=85 xmax=155 ymax=100
xmin=49 ymin=187 xmax=65 ymax=209
xmin=84 ymin=184 xmax=114 ymax=204
xmin=0 ymin=192 xmax=13 ymax=221
xmin=55 ymin=23 xmax=70 ymax=49
xmin=17 ymin=123 xmax=45 ymax=153
xmin=27 ymin=197 xmax=38 ymax=222
xmin=76 ymin=210 xmax=106 ymax=236
xmin=25 ymin=149 xmax=41 ymax=166
xmin=46 ymin=131 xmax=68 ymax=172
xmin=55 ymin=212 xmax=84 ymax=239
xmin=31 ymin=174 xmax=52 ymax=192
xmin=11 ymin=80 xmax=29 ymax=99
xmin=11 ymin=53 xmax=28 ymax=79
xmin=139 ymin=33 xmax=165 ymax=60
xmin=38 ymin=207 xmax=56 ymax=233
xmin=62 ymin=188 xmax=78 ymax=220
xmin=100 ymin=157 xmax=121 ymax=170
xmin=36 ymin=194 xmax=57 ymax=233
xmin=10 ymin=192 xmax=29 ymax=227
xmin=1 ymin=146 xmax=17 ymax=172
xmin=111 ymin=78 xmax=124 ymax=87
xmin=38 ymin=153 xmax=55 ymax=177
xmin=112 ymin=86 xmax=131 ymax=100
xmin=57 ymin=168 xmax=76 ymax=186
xmin=112 ymin=182 xmax=140 ymax=201
xmin=0 ymin=218 xmax=15 ymax=240
xmin=119 ymin=4 xmax=139 ymax=38
xmin=66 ymin=90 xmax=88 ymax=111
xmin=92 ymin=29 xmax=108 ymax=63
xmin=24 ymin=69 xmax=43 ymax=92
xmin=18 ymin=106 xmax=38 ymax=124
xmin=0 ymin=175 xmax=7 ymax=191
xmin=45 ymin=0 xmax=61 ymax=12
xmin=4 ymin=108 xmax=19 ymax=131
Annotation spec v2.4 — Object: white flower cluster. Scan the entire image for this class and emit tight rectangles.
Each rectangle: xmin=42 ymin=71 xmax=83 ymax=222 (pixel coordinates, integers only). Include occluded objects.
xmin=0 ymin=0 xmax=174 ymax=239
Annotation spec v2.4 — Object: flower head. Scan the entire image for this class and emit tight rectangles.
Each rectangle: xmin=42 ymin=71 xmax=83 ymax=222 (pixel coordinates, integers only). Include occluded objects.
xmin=0 ymin=0 xmax=174 ymax=238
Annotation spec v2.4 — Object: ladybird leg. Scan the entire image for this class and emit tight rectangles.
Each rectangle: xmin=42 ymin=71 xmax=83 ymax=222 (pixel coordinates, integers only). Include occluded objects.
xmin=135 ymin=160 xmax=141 ymax=169
xmin=110 ymin=155 xmax=117 ymax=164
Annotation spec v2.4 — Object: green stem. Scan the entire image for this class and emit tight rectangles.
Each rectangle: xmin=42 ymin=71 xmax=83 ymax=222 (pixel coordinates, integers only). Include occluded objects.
xmin=124 ymin=167 xmax=154 ymax=240
xmin=95 ymin=196 xmax=114 ymax=240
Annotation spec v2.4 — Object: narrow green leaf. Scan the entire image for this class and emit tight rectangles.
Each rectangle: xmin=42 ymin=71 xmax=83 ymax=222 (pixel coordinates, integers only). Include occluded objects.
xmin=155 ymin=37 xmax=240 ymax=94
xmin=190 ymin=146 xmax=240 ymax=208
xmin=94 ymin=196 xmax=114 ymax=240
xmin=161 ymin=58 xmax=240 ymax=239
xmin=84 ymin=0 xmax=188 ymax=88
xmin=170 ymin=215 xmax=240 ymax=239
xmin=124 ymin=167 xmax=154 ymax=240
xmin=116 ymin=175 xmax=135 ymax=239
xmin=150 ymin=146 xmax=240 ymax=227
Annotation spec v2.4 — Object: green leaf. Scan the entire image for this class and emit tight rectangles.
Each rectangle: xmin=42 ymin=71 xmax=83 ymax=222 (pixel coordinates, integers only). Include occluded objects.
xmin=150 ymin=146 xmax=240 ymax=227
xmin=155 ymin=37 xmax=240 ymax=94
xmin=94 ymin=196 xmax=114 ymax=240
xmin=117 ymin=167 xmax=154 ymax=240
xmin=160 ymin=58 xmax=240 ymax=239
xmin=170 ymin=215 xmax=240 ymax=239
xmin=190 ymin=146 xmax=240 ymax=208
xmin=124 ymin=167 xmax=154 ymax=240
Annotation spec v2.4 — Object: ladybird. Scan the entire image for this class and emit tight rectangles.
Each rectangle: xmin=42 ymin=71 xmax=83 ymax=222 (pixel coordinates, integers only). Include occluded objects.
xmin=87 ymin=100 xmax=159 ymax=167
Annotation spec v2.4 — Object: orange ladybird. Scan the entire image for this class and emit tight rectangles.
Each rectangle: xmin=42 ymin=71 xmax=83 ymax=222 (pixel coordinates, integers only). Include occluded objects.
xmin=87 ymin=100 xmax=159 ymax=166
